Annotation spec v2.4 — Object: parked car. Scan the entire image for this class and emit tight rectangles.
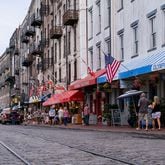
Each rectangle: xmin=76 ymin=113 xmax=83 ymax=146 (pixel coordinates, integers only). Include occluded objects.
xmin=0 ymin=108 xmax=11 ymax=124
xmin=0 ymin=108 xmax=21 ymax=125
xmin=10 ymin=111 xmax=21 ymax=125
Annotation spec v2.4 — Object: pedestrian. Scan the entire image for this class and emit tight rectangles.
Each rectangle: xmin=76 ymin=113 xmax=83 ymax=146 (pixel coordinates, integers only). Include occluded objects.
xmin=63 ymin=107 xmax=69 ymax=126
xmin=83 ymin=104 xmax=90 ymax=125
xmin=136 ymin=93 xmax=149 ymax=131
xmin=146 ymin=101 xmax=153 ymax=129
xmin=58 ymin=106 xmax=64 ymax=125
xmin=48 ymin=105 xmax=55 ymax=125
xmin=151 ymin=96 xmax=161 ymax=130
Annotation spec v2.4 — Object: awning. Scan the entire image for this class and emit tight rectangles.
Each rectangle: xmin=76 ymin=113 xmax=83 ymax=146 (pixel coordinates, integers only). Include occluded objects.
xmin=97 ymin=50 xmax=165 ymax=83
xmin=29 ymin=96 xmax=41 ymax=104
xmin=60 ymin=90 xmax=84 ymax=103
xmin=119 ymin=51 xmax=165 ymax=79
xmin=42 ymin=90 xmax=84 ymax=106
xmin=42 ymin=93 xmax=62 ymax=106
xmin=40 ymin=93 xmax=51 ymax=102
xmin=69 ymin=69 xmax=106 ymax=90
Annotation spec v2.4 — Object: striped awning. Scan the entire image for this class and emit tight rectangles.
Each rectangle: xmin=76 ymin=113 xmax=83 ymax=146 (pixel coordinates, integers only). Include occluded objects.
xmin=119 ymin=50 xmax=165 ymax=79
xmin=97 ymin=50 xmax=165 ymax=83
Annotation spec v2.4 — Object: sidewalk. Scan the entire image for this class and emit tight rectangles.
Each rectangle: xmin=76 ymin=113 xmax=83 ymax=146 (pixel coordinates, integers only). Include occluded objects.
xmin=27 ymin=122 xmax=165 ymax=137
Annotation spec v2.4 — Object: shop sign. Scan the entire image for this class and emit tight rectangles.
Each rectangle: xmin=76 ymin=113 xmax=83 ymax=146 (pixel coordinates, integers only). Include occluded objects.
xmin=152 ymin=62 xmax=165 ymax=71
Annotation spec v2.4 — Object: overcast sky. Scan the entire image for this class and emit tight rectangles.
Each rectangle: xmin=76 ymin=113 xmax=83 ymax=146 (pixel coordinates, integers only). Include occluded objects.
xmin=0 ymin=0 xmax=31 ymax=55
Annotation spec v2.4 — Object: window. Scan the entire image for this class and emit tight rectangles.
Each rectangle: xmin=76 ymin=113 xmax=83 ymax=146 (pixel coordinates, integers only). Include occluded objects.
xmin=59 ymin=68 xmax=61 ymax=82
xmin=74 ymin=59 xmax=77 ymax=80
xmin=118 ymin=0 xmax=123 ymax=12
xmin=51 ymin=46 xmax=54 ymax=66
xmin=68 ymin=63 xmax=71 ymax=84
xmin=131 ymin=20 xmax=139 ymax=56
xmin=59 ymin=39 xmax=61 ymax=60
xmin=161 ymin=4 xmax=165 ymax=46
xmin=63 ymin=35 xmax=66 ymax=58
xmin=105 ymin=38 xmax=111 ymax=54
xmin=55 ymin=43 xmax=57 ymax=63
xmin=74 ymin=26 xmax=77 ymax=51
xmin=105 ymin=0 xmax=110 ymax=28
xmin=96 ymin=43 xmax=101 ymax=70
xmin=147 ymin=9 xmax=157 ymax=51
xmin=96 ymin=1 xmax=101 ymax=34
xmin=68 ymin=31 xmax=71 ymax=54
xmin=117 ymin=29 xmax=124 ymax=60
xmin=89 ymin=48 xmax=93 ymax=71
xmin=88 ymin=7 xmax=93 ymax=39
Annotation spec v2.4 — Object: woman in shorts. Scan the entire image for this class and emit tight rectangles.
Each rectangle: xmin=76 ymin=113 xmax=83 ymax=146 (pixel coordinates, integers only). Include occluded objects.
xmin=152 ymin=96 xmax=161 ymax=130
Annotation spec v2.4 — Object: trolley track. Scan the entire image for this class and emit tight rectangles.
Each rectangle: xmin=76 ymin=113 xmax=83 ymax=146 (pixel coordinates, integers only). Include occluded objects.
xmin=0 ymin=141 xmax=31 ymax=165
xmin=13 ymin=129 xmax=135 ymax=165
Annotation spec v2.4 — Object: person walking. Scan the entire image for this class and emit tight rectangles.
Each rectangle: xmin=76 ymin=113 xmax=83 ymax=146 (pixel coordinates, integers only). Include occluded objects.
xmin=58 ymin=106 xmax=64 ymax=125
xmin=136 ymin=93 xmax=149 ymax=131
xmin=48 ymin=105 xmax=55 ymax=125
xmin=83 ymin=104 xmax=90 ymax=125
xmin=63 ymin=107 xmax=69 ymax=126
xmin=152 ymin=96 xmax=161 ymax=130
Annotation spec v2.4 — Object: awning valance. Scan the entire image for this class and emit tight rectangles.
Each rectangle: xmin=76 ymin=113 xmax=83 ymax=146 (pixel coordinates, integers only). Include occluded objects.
xmin=119 ymin=51 xmax=165 ymax=79
xmin=69 ymin=69 xmax=106 ymax=90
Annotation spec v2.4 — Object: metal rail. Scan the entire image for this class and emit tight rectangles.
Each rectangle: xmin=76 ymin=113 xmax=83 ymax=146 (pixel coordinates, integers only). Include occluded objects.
xmin=0 ymin=141 xmax=31 ymax=165
xmin=15 ymin=129 xmax=135 ymax=165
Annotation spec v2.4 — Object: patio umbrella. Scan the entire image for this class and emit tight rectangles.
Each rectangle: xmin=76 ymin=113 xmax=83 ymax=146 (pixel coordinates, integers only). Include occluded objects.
xmin=117 ymin=90 xmax=143 ymax=99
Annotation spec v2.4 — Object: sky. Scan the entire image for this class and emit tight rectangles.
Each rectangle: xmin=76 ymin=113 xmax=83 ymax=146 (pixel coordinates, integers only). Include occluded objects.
xmin=0 ymin=0 xmax=31 ymax=55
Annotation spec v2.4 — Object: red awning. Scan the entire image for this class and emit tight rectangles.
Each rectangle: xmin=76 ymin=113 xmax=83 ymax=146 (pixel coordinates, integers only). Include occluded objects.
xmin=60 ymin=90 xmax=84 ymax=103
xmin=68 ymin=69 xmax=106 ymax=90
xmin=42 ymin=90 xmax=84 ymax=106
xmin=42 ymin=93 xmax=62 ymax=106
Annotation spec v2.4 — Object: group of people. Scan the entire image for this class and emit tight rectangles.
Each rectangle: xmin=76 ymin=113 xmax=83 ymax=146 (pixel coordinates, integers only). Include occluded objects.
xmin=48 ymin=106 xmax=69 ymax=126
xmin=136 ymin=93 xmax=161 ymax=131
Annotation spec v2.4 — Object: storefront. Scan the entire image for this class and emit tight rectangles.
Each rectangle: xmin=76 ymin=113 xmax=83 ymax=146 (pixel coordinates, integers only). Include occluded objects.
xmin=68 ymin=69 xmax=106 ymax=123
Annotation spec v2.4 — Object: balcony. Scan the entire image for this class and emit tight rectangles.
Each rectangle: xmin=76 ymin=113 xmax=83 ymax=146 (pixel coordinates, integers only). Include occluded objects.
xmin=63 ymin=10 xmax=78 ymax=26
xmin=21 ymin=35 xmax=29 ymax=44
xmin=50 ymin=26 xmax=63 ymax=39
xmin=22 ymin=81 xmax=28 ymax=86
xmin=22 ymin=57 xmax=33 ymax=67
xmin=29 ymin=43 xmax=44 ymax=56
xmin=5 ymin=73 xmax=15 ymax=84
xmin=31 ymin=13 xmax=42 ymax=27
xmin=40 ymin=37 xmax=49 ymax=47
xmin=25 ymin=26 xmax=35 ymax=37
xmin=40 ymin=3 xmax=49 ymax=17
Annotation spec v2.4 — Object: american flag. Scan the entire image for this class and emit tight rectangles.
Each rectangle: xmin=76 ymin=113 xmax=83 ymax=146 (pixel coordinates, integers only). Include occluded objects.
xmin=105 ymin=54 xmax=121 ymax=83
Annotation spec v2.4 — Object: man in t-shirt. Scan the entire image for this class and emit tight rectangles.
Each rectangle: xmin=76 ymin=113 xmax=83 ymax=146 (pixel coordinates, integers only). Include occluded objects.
xmin=136 ymin=93 xmax=149 ymax=130
xmin=83 ymin=104 xmax=90 ymax=125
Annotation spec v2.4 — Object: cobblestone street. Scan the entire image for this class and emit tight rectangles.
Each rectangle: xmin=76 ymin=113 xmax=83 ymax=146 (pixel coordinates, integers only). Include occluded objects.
xmin=0 ymin=125 xmax=164 ymax=165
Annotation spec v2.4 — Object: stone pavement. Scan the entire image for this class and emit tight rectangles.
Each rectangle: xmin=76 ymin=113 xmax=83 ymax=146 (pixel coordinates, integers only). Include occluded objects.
xmin=27 ymin=122 xmax=165 ymax=137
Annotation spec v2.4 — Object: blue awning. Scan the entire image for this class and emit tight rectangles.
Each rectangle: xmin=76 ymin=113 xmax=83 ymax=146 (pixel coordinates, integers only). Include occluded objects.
xmin=119 ymin=50 xmax=165 ymax=79
xmin=97 ymin=50 xmax=165 ymax=83
xmin=40 ymin=93 xmax=51 ymax=102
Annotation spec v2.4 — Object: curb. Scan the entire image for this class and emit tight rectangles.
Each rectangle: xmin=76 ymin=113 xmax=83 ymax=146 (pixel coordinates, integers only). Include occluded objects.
xmin=23 ymin=123 xmax=165 ymax=139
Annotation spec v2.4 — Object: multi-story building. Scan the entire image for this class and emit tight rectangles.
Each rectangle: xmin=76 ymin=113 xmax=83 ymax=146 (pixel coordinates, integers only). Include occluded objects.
xmin=38 ymin=0 xmax=88 ymax=95
xmin=0 ymin=50 xmax=12 ymax=108
xmin=98 ymin=0 xmax=165 ymax=125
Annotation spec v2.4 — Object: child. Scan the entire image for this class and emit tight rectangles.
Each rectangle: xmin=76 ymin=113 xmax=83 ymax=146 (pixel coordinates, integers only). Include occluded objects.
xmin=147 ymin=102 xmax=153 ymax=129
